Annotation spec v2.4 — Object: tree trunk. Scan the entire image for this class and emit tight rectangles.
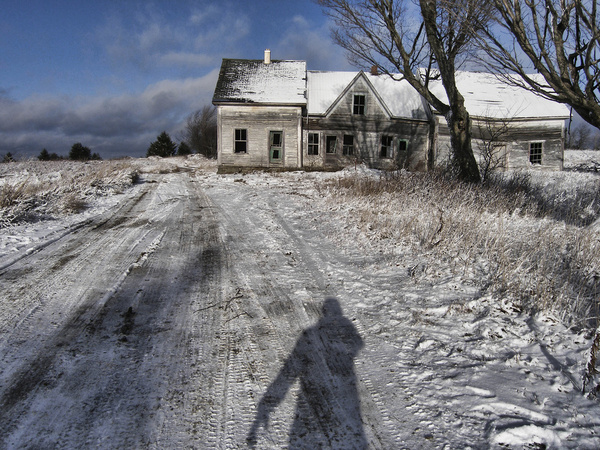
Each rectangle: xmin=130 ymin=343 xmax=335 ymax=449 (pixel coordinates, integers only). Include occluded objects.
xmin=446 ymin=101 xmax=481 ymax=183
xmin=419 ymin=0 xmax=481 ymax=183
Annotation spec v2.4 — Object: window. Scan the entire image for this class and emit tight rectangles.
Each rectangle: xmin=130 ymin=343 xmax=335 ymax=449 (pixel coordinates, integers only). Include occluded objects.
xmin=326 ymin=136 xmax=337 ymax=154
xmin=353 ymin=94 xmax=365 ymax=115
xmin=234 ymin=129 xmax=247 ymax=153
xmin=398 ymin=140 xmax=408 ymax=153
xmin=308 ymin=133 xmax=319 ymax=155
xmin=343 ymin=135 xmax=354 ymax=155
xmin=380 ymin=135 xmax=394 ymax=158
xmin=529 ymin=142 xmax=542 ymax=165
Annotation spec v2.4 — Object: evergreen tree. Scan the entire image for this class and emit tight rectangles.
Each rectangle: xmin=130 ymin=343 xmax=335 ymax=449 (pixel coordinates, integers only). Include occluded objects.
xmin=177 ymin=141 xmax=192 ymax=156
xmin=39 ymin=148 xmax=50 ymax=161
xmin=147 ymin=131 xmax=177 ymax=157
xmin=69 ymin=143 xmax=92 ymax=161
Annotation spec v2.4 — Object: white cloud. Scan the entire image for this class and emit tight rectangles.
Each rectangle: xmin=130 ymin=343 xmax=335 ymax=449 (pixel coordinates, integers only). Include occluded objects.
xmin=273 ymin=15 xmax=352 ymax=71
xmin=160 ymin=52 xmax=214 ymax=68
xmin=95 ymin=3 xmax=249 ymax=72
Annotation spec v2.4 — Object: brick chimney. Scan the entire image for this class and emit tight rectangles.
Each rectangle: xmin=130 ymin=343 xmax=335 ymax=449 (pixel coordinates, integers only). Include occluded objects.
xmin=370 ymin=65 xmax=379 ymax=75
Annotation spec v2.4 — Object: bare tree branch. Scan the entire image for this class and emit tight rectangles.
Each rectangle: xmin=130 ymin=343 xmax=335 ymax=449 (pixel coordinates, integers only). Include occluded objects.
xmin=318 ymin=0 xmax=492 ymax=181
xmin=480 ymin=0 xmax=600 ymax=130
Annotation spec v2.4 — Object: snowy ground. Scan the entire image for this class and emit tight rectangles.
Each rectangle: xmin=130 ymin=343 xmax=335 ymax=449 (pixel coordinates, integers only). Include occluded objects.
xmin=0 ymin=152 xmax=599 ymax=448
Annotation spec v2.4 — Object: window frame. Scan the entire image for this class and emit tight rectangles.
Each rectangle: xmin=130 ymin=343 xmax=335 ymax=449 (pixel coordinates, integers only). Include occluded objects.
xmin=398 ymin=139 xmax=408 ymax=153
xmin=529 ymin=142 xmax=542 ymax=165
xmin=269 ymin=130 xmax=283 ymax=161
xmin=380 ymin=135 xmax=394 ymax=159
xmin=353 ymin=94 xmax=366 ymax=115
xmin=308 ymin=132 xmax=319 ymax=156
xmin=234 ymin=128 xmax=247 ymax=153
xmin=326 ymin=135 xmax=337 ymax=154
xmin=342 ymin=134 xmax=354 ymax=156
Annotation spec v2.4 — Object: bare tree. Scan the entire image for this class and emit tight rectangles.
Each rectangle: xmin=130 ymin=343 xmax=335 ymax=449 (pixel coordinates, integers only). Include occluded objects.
xmin=318 ymin=0 xmax=493 ymax=182
xmin=481 ymin=0 xmax=600 ymax=130
xmin=568 ymin=122 xmax=593 ymax=148
xmin=184 ymin=105 xmax=217 ymax=159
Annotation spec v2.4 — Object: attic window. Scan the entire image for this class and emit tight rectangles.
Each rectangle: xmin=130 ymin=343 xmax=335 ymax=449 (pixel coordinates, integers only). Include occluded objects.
xmin=235 ymin=129 xmax=247 ymax=153
xmin=529 ymin=142 xmax=542 ymax=165
xmin=353 ymin=94 xmax=365 ymax=115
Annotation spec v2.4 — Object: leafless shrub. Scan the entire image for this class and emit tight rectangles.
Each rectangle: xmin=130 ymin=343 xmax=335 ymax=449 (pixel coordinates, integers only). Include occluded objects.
xmin=61 ymin=193 xmax=87 ymax=214
xmin=476 ymin=116 xmax=511 ymax=182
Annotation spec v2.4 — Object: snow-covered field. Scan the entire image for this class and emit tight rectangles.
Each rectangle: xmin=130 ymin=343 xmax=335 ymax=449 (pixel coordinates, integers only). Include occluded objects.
xmin=0 ymin=151 xmax=599 ymax=448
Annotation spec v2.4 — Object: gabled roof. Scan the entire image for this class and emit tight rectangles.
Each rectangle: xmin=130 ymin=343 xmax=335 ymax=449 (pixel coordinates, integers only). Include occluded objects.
xmin=427 ymin=72 xmax=571 ymax=120
xmin=322 ymin=72 xmax=394 ymax=118
xmin=307 ymin=71 xmax=429 ymax=119
xmin=212 ymin=59 xmax=307 ymax=105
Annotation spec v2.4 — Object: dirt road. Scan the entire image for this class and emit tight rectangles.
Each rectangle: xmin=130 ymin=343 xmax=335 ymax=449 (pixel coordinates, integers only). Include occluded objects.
xmin=1 ymin=168 xmax=599 ymax=449
xmin=0 ymin=170 xmax=405 ymax=448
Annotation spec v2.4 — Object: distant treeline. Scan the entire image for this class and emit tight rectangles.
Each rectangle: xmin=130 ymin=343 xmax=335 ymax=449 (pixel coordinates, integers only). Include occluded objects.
xmin=1 ymin=105 xmax=217 ymax=163
xmin=0 ymin=143 xmax=102 ymax=163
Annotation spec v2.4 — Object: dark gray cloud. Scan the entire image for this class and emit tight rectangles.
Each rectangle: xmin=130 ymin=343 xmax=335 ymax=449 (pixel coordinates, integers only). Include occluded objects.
xmin=0 ymin=71 xmax=219 ymax=159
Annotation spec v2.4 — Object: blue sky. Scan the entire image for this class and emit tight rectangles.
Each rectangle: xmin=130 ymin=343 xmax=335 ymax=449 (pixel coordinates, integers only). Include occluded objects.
xmin=0 ymin=0 xmax=351 ymax=158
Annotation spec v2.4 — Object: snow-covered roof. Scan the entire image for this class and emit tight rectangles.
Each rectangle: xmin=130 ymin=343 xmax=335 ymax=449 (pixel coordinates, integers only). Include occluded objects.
xmin=307 ymin=71 xmax=429 ymax=119
xmin=213 ymin=59 xmax=307 ymax=105
xmin=427 ymin=72 xmax=571 ymax=119
xmin=213 ymin=58 xmax=569 ymax=121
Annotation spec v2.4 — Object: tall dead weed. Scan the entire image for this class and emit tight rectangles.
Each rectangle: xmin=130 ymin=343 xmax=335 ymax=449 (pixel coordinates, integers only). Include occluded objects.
xmin=320 ymin=169 xmax=600 ymax=330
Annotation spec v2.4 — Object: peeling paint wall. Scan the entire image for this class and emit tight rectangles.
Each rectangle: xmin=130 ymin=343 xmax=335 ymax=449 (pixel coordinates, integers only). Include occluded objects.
xmin=217 ymin=105 xmax=303 ymax=169
xmin=434 ymin=115 xmax=565 ymax=171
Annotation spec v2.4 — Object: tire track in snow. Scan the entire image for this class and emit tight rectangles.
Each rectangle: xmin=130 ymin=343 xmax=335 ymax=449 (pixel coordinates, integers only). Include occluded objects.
xmin=204 ymin=179 xmax=405 ymax=448
xmin=0 ymin=181 xmax=165 ymax=444
xmin=0 ymin=174 xmax=224 ymax=447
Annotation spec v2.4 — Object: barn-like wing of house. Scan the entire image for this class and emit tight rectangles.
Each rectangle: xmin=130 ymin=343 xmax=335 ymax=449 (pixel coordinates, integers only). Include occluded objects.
xmin=212 ymin=51 xmax=570 ymax=173
xmin=428 ymin=72 xmax=570 ymax=171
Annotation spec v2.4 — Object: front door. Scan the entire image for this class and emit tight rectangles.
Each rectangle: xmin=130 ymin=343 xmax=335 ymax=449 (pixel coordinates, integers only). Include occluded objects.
xmin=269 ymin=131 xmax=283 ymax=165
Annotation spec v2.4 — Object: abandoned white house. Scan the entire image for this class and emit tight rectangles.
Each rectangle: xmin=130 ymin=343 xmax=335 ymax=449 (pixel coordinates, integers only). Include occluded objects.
xmin=212 ymin=51 xmax=570 ymax=173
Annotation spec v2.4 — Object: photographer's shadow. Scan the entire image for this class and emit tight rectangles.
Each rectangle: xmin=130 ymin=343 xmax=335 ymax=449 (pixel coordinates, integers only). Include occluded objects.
xmin=248 ymin=297 xmax=366 ymax=449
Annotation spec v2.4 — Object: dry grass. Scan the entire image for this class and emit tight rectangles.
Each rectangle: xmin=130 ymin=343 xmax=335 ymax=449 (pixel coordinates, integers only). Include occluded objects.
xmin=319 ymin=169 xmax=600 ymax=329
xmin=0 ymin=159 xmax=142 ymax=227
xmin=0 ymin=155 xmax=217 ymax=228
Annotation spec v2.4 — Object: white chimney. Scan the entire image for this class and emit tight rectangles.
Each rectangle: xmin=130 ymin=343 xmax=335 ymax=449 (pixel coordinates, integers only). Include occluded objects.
xmin=264 ymin=49 xmax=271 ymax=64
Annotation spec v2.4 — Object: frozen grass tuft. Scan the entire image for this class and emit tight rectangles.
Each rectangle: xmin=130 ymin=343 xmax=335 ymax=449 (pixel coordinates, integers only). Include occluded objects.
xmin=0 ymin=156 xmax=216 ymax=228
xmin=319 ymin=168 xmax=600 ymax=329
xmin=0 ymin=159 xmax=142 ymax=227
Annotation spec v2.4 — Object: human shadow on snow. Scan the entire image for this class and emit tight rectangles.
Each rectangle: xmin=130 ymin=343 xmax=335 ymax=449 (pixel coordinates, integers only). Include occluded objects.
xmin=247 ymin=297 xmax=367 ymax=449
